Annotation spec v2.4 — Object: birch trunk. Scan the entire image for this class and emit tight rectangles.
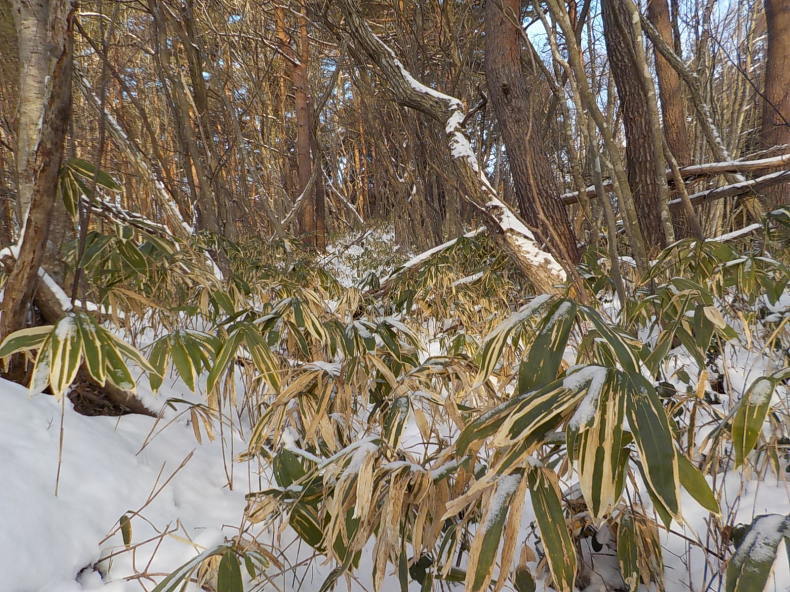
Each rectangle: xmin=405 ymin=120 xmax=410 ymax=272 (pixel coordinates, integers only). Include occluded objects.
xmin=0 ymin=0 xmax=74 ymax=345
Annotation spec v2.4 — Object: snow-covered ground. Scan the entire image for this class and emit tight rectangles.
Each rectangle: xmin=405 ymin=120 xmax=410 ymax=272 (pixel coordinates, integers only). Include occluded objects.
xmin=0 ymin=378 xmax=246 ymax=591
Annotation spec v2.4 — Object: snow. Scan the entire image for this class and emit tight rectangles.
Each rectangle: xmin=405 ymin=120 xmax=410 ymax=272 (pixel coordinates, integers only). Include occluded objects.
xmin=736 ymin=514 xmax=788 ymax=562
xmin=0 ymin=378 xmax=246 ymax=591
xmin=748 ymin=377 xmax=774 ymax=405
xmin=482 ymin=473 xmax=522 ymax=529
xmin=55 ymin=315 xmax=77 ymax=340
xmin=482 ymin=294 xmax=553 ymax=342
xmin=708 ymin=222 xmax=763 ymax=243
xmin=566 ymin=366 xmax=609 ymax=428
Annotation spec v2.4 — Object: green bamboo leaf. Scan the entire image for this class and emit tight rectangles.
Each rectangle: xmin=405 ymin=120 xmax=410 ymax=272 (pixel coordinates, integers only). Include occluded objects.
xmin=58 ymin=171 xmax=79 ymax=218
xmin=466 ymin=472 xmax=522 ymax=592
xmin=206 ymin=331 xmax=244 ymax=393
xmin=527 ymin=467 xmax=577 ymax=592
xmin=513 ymin=566 xmax=536 ymax=592
xmin=102 ymin=343 xmax=135 ymax=391
xmin=171 ymin=339 xmax=196 ymax=391
xmin=518 ymin=299 xmax=577 ymax=393
xmin=117 ymin=240 xmax=148 ymax=275
xmin=217 ymin=550 xmax=244 ymax=592
xmin=100 ymin=329 xmax=157 ymax=374
xmin=241 ymin=325 xmax=280 ymax=392
xmin=677 ymin=454 xmax=719 ymax=514
xmin=572 ymin=369 xmax=626 ymax=520
xmin=65 ymin=157 xmax=122 ymax=190
xmin=626 ymin=374 xmax=680 ymax=519
xmin=273 ymin=449 xmax=308 ymax=487
xmin=76 ymin=315 xmax=106 ymax=385
xmin=290 ymin=503 xmax=324 ymax=551
xmin=732 ymin=376 xmax=777 ymax=466
xmin=477 ymin=295 xmax=553 ymax=381
xmin=0 ymin=325 xmax=53 ymax=358
xmin=49 ymin=315 xmax=81 ymax=397
xmin=147 ymin=338 xmax=170 ymax=391
xmin=578 ymin=306 xmax=640 ymax=374
xmin=617 ymin=513 xmax=639 ymax=592
xmin=725 ymin=514 xmax=789 ymax=592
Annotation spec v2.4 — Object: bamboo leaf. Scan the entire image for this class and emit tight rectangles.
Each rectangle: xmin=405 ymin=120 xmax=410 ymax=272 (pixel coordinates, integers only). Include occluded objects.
xmin=626 ymin=374 xmax=680 ymax=518
xmin=0 ymin=325 xmax=53 ymax=358
xmin=49 ymin=315 xmax=81 ymax=397
xmin=725 ymin=514 xmax=789 ymax=592
xmin=572 ymin=369 xmax=626 ymax=520
xmin=217 ymin=550 xmax=244 ymax=592
xmin=527 ymin=467 xmax=577 ymax=592
xmin=677 ymin=454 xmax=719 ymax=514
xmin=65 ymin=157 xmax=122 ymax=190
xmin=617 ymin=513 xmax=639 ymax=592
xmin=466 ymin=472 xmax=523 ymax=592
xmin=732 ymin=376 xmax=777 ymax=466
xmin=76 ymin=316 xmax=106 ymax=386
xmin=119 ymin=514 xmax=132 ymax=547
xmin=477 ymin=295 xmax=553 ymax=381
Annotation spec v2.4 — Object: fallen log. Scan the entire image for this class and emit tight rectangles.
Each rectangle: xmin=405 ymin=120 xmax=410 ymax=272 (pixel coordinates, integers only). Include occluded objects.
xmin=560 ymin=153 xmax=790 ymax=204
xmin=0 ymin=249 xmax=157 ymax=417
xmin=670 ymin=170 xmax=790 ymax=208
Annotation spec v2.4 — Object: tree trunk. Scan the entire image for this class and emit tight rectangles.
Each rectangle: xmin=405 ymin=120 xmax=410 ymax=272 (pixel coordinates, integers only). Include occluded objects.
xmin=484 ymin=0 xmax=579 ymax=266
xmin=602 ymin=0 xmax=669 ymax=252
xmin=295 ymin=9 xmax=318 ymax=249
xmin=647 ymin=0 xmax=691 ymax=166
xmin=761 ymin=0 xmax=789 ymax=208
xmin=0 ymin=0 xmax=74 ymax=348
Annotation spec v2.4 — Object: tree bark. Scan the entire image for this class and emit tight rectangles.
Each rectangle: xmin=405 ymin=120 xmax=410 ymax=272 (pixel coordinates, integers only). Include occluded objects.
xmin=647 ymin=0 xmax=691 ymax=166
xmin=0 ymin=0 xmax=74 ymax=345
xmin=294 ymin=9 xmax=316 ymax=248
xmin=602 ymin=0 xmax=669 ymax=252
xmin=484 ymin=0 xmax=579 ymax=265
xmin=761 ymin=0 xmax=789 ymax=208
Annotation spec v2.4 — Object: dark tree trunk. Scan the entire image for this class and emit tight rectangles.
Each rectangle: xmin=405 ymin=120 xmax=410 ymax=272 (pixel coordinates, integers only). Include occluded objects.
xmin=602 ymin=0 xmax=669 ymax=251
xmin=295 ymin=10 xmax=316 ymax=248
xmin=761 ymin=0 xmax=789 ymax=208
xmin=484 ymin=0 xmax=579 ymax=265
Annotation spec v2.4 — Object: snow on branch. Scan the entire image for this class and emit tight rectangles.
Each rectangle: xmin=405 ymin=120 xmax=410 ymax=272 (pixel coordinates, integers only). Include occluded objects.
xmin=561 ymin=153 xmax=790 ymax=204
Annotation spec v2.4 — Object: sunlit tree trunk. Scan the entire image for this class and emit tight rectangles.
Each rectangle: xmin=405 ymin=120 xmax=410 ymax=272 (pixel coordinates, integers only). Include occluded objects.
xmin=761 ymin=0 xmax=789 ymax=208
xmin=0 ymin=0 xmax=74 ymax=348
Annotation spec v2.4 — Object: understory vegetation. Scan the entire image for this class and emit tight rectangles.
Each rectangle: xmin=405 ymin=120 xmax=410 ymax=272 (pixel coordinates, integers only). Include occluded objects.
xmin=1 ymin=206 xmax=788 ymax=591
